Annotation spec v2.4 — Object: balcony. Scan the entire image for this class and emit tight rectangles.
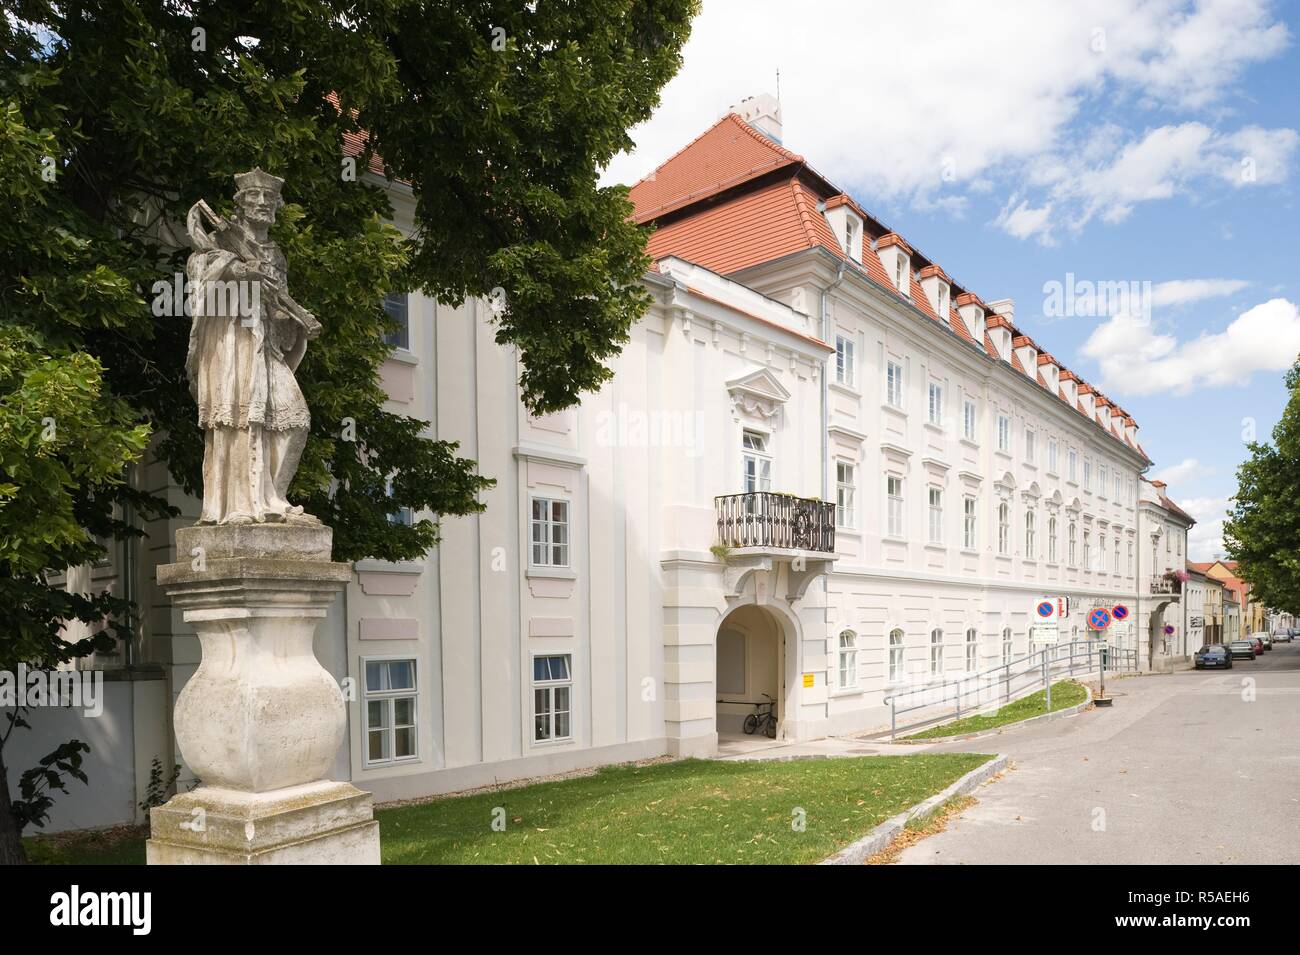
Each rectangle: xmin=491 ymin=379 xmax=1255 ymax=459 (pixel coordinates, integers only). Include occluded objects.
xmin=1149 ymin=574 xmax=1182 ymax=595
xmin=715 ymin=492 xmax=836 ymax=554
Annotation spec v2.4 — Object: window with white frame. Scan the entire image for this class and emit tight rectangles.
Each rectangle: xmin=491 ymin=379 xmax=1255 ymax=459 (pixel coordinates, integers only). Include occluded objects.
xmin=836 ymin=461 xmax=856 ymax=529
xmin=1114 ymin=536 xmax=1121 ymax=573
xmin=1002 ymin=627 xmax=1013 ymax=665
xmin=1084 ymin=459 xmax=1092 ymax=492
xmin=835 ymin=334 xmax=856 ymax=387
xmin=888 ymin=629 xmax=905 ymax=683
xmin=930 ymin=628 xmax=944 ymax=677
xmin=1128 ymin=540 xmax=1134 ymax=575
xmin=894 ymin=254 xmax=907 ymax=293
xmin=532 ymin=654 xmax=573 ymax=743
xmin=1069 ymin=521 xmax=1077 ymax=566
xmin=963 ymin=399 xmax=977 ymax=441
xmin=1068 ymin=449 xmax=1078 ymax=483
xmin=530 ymin=497 xmax=569 ymax=567
xmin=1048 ymin=515 xmax=1058 ymax=563
xmin=1025 ymin=508 xmax=1036 ymax=557
xmin=937 ymin=284 xmax=949 ymax=316
xmin=1114 ymin=472 xmax=1122 ymax=499
xmin=1025 ymin=428 xmax=1036 ymax=464
xmin=1100 ymin=534 xmax=1108 ymax=573
xmin=1099 ymin=464 xmax=1109 ymax=497
xmin=966 ymin=628 xmax=978 ymax=672
xmin=1048 ymin=438 xmax=1059 ymax=473
xmin=838 ymin=630 xmax=858 ymax=689
xmin=382 ymin=291 xmax=410 ymax=351
xmin=1083 ymin=529 xmax=1092 ymax=570
xmin=963 ymin=496 xmax=977 ymax=549
xmin=886 ymin=360 xmax=904 ymax=408
xmin=928 ymin=487 xmax=943 ymax=544
xmin=997 ymin=414 xmax=1011 ymax=452
xmin=742 ymin=430 xmax=772 ymax=493
xmin=385 ymin=474 xmax=413 ymax=527
xmin=364 ymin=658 xmax=417 ymax=765
xmin=928 ymin=382 xmax=943 ymax=426
xmin=887 ymin=475 xmax=904 ymax=537
xmin=997 ymin=501 xmax=1010 ymax=555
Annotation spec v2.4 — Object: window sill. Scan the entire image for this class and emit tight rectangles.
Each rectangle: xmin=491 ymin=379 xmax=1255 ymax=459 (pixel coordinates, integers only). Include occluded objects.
xmin=829 ymin=381 xmax=861 ymax=399
xmin=923 ymin=420 xmax=945 ymax=434
xmin=530 ymin=736 xmax=576 ymax=749
xmin=881 ymin=534 xmax=907 ymax=544
xmin=960 ymin=548 xmax=979 ymax=557
xmin=526 ymin=565 xmax=576 ymax=580
xmin=385 ymin=347 xmax=419 ymax=366
xmin=959 ymin=437 xmax=980 ymax=450
xmin=880 ymin=402 xmax=906 ymax=415
xmin=923 ymin=542 xmax=947 ymax=552
xmin=831 ymin=685 xmax=864 ymax=699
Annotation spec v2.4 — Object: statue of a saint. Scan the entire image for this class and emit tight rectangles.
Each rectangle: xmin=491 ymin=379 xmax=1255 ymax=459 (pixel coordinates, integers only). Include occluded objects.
xmin=184 ymin=168 xmax=321 ymax=525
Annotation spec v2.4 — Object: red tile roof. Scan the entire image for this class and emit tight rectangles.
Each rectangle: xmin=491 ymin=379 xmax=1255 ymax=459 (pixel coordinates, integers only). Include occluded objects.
xmin=630 ymin=111 xmax=1148 ymax=461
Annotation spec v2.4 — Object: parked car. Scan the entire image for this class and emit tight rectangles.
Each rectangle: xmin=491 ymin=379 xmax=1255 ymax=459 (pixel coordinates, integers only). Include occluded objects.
xmin=1273 ymin=629 xmax=1293 ymax=644
xmin=1194 ymin=645 xmax=1233 ymax=669
xmin=1259 ymin=632 xmax=1274 ymax=651
xmin=1228 ymin=640 xmax=1258 ymax=660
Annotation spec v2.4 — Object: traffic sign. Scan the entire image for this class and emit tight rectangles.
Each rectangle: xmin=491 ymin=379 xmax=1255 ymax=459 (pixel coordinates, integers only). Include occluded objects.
xmin=1088 ymin=606 xmax=1113 ymax=631
xmin=1036 ymin=600 xmax=1055 ymax=619
xmin=1112 ymin=604 xmax=1129 ymax=621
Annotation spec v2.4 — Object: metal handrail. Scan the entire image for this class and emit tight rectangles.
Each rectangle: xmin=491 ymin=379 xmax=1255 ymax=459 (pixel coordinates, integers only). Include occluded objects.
xmin=883 ymin=639 xmax=1137 ymax=739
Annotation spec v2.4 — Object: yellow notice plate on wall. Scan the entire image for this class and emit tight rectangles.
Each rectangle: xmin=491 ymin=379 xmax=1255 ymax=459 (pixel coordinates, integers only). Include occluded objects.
xmin=802 ymin=673 xmax=815 ymax=688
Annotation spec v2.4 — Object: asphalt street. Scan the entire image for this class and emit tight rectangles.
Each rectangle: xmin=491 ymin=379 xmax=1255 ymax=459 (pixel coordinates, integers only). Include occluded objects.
xmin=898 ymin=640 xmax=1300 ymax=864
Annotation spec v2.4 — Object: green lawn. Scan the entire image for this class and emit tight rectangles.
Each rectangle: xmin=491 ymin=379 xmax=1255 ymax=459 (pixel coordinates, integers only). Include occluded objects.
xmin=27 ymin=753 xmax=993 ymax=865
xmin=904 ymin=680 xmax=1089 ymax=740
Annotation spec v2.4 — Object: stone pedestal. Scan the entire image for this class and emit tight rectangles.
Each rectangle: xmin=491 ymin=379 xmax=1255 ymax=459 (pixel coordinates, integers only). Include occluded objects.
xmin=146 ymin=523 xmax=380 ymax=865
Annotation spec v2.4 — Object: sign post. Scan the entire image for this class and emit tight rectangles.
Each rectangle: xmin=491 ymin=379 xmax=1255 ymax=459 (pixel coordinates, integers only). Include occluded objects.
xmin=1088 ymin=605 xmax=1114 ymax=705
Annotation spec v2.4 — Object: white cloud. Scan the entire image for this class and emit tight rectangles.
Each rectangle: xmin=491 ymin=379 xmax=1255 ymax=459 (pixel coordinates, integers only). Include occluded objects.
xmin=1081 ymin=297 xmax=1300 ymax=395
xmin=1180 ymin=496 xmax=1232 ymax=561
xmin=602 ymin=0 xmax=1295 ymax=237
xmin=1150 ymin=279 xmax=1250 ymax=308
xmin=1149 ymin=457 xmax=1208 ymax=487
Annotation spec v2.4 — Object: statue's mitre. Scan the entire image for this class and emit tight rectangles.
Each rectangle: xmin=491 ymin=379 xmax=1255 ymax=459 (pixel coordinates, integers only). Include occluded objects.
xmin=234 ymin=167 xmax=284 ymax=195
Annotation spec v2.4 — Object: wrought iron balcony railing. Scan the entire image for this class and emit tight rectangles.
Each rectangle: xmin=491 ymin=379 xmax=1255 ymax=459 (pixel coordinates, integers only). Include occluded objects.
xmin=715 ymin=492 xmax=836 ymax=554
xmin=1149 ymin=574 xmax=1181 ymax=595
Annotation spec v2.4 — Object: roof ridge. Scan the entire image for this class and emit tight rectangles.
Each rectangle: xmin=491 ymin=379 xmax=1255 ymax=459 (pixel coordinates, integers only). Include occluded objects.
xmin=632 ymin=112 xmax=800 ymax=193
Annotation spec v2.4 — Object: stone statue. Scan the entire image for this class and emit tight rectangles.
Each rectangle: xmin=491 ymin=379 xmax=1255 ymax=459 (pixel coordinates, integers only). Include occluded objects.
xmin=184 ymin=168 xmax=321 ymax=525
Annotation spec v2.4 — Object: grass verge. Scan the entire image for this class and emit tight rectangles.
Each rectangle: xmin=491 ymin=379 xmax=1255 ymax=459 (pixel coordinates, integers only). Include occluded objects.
xmin=903 ymin=679 xmax=1089 ymax=740
xmin=27 ymin=753 xmax=995 ymax=865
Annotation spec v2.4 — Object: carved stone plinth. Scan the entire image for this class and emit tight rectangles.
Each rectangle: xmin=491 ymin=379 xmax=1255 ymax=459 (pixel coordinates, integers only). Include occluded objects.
xmin=147 ymin=523 xmax=379 ymax=865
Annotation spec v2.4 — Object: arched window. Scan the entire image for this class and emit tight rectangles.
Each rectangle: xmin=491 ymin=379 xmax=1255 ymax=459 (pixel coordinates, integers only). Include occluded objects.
xmin=930 ymin=628 xmax=944 ymax=677
xmin=1001 ymin=627 xmax=1013 ymax=665
xmin=1068 ymin=521 xmax=1077 ymax=566
xmin=888 ymin=628 xmax=905 ymax=683
xmin=838 ymin=630 xmax=858 ymax=689
xmin=965 ymin=628 xmax=978 ymax=673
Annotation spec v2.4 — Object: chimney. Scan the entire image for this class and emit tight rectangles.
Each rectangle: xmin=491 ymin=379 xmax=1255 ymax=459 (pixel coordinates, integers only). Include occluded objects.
xmin=988 ymin=298 xmax=1015 ymax=323
xmin=732 ymin=94 xmax=783 ymax=143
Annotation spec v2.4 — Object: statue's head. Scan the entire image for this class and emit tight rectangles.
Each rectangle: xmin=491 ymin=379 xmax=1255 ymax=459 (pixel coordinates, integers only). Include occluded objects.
xmin=233 ymin=167 xmax=284 ymax=228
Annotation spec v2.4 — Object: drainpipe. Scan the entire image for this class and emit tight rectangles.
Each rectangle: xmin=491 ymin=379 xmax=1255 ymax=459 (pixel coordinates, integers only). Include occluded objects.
xmin=820 ymin=259 xmax=847 ymax=501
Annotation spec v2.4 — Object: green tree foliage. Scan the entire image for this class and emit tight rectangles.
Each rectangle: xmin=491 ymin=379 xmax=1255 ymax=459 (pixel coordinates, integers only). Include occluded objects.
xmin=1225 ymin=363 xmax=1300 ymax=615
xmin=0 ymin=0 xmax=696 ymax=861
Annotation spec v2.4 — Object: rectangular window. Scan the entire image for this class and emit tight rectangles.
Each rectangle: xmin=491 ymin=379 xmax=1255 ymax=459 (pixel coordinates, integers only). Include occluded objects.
xmin=966 ymin=629 xmax=978 ymax=673
xmin=385 ymin=474 xmax=412 ymax=526
xmin=997 ymin=414 xmax=1011 ymax=452
xmin=930 ymin=629 xmax=944 ymax=677
xmin=928 ymin=382 xmax=943 ymax=426
xmin=1099 ymin=464 xmax=1109 ymax=497
xmin=1048 ymin=517 xmax=1058 ymax=563
xmin=1115 ymin=537 xmax=1121 ymax=573
xmin=1114 ymin=472 xmax=1122 ymax=500
xmin=1025 ymin=510 xmax=1036 ymax=557
xmin=963 ymin=399 xmax=977 ymax=441
xmin=742 ymin=430 xmax=772 ymax=493
xmin=928 ymin=487 xmax=943 ymax=544
xmin=894 ymin=255 xmax=907 ymax=293
xmin=1048 ymin=438 xmax=1059 ymax=473
xmin=1002 ymin=629 xmax=1013 ymax=666
xmin=1025 ymin=428 xmax=1036 ymax=463
xmin=530 ymin=497 xmax=569 ymax=568
xmin=838 ymin=631 xmax=858 ymax=689
xmin=1083 ymin=531 xmax=1092 ymax=570
xmin=835 ymin=335 xmax=856 ymax=387
xmin=836 ymin=461 xmax=856 ymax=529
xmin=364 ymin=659 xmax=417 ymax=765
xmin=887 ymin=476 xmax=904 ymax=538
xmin=888 ymin=630 xmax=905 ymax=683
xmin=998 ymin=502 xmax=1010 ymax=555
xmin=886 ymin=360 xmax=904 ymax=408
xmin=1069 ymin=523 xmax=1077 ymax=566
xmin=1068 ymin=449 xmax=1078 ymax=483
xmin=963 ymin=496 xmax=977 ymax=549
xmin=382 ymin=292 xmax=410 ymax=351
xmin=533 ymin=654 xmax=573 ymax=743
xmin=1084 ymin=459 xmax=1093 ymax=492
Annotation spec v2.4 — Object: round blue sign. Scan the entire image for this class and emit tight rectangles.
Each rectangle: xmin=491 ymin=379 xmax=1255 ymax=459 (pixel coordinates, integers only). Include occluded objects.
xmin=1037 ymin=601 xmax=1055 ymax=618
xmin=1089 ymin=607 xmax=1113 ymax=631
xmin=1112 ymin=604 xmax=1129 ymax=621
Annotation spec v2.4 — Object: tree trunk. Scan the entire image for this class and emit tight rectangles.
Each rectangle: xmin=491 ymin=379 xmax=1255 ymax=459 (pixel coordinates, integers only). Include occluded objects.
xmin=0 ymin=744 xmax=28 ymax=865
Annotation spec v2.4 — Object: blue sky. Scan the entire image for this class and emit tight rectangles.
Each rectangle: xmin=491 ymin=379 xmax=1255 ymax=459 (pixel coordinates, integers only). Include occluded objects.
xmin=605 ymin=0 xmax=1300 ymax=559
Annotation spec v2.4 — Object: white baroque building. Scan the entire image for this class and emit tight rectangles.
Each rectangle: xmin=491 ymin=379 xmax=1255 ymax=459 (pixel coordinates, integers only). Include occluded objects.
xmin=28 ymin=98 xmax=1200 ymax=829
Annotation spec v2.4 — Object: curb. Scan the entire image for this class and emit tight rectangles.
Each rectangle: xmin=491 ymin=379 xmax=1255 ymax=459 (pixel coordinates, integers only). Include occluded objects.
xmin=891 ymin=682 xmax=1094 ymax=745
xmin=819 ymin=753 xmax=1010 ymax=865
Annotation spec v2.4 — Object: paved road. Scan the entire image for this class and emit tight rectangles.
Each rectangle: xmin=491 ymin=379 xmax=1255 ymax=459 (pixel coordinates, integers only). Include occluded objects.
xmin=898 ymin=641 xmax=1300 ymax=864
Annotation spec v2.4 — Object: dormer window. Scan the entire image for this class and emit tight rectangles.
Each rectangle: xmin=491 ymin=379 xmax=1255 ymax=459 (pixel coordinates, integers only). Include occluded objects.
xmin=895 ymin=255 xmax=907 ymax=294
xmin=844 ymin=219 xmax=857 ymax=260
xmin=937 ymin=285 xmax=948 ymax=316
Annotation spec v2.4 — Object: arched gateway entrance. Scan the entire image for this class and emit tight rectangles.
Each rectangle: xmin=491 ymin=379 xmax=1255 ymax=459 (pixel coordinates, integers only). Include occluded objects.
xmin=714 ymin=602 xmax=798 ymax=741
